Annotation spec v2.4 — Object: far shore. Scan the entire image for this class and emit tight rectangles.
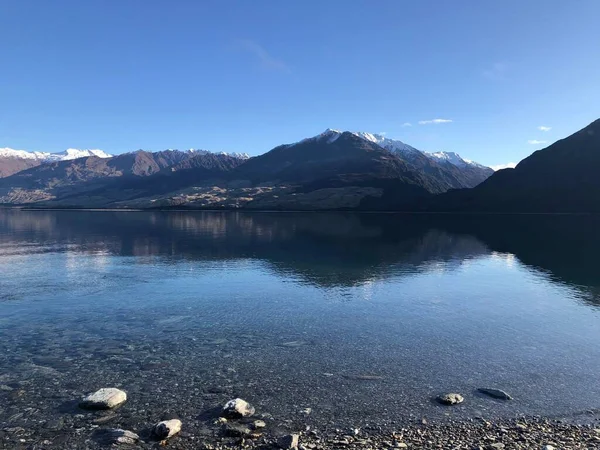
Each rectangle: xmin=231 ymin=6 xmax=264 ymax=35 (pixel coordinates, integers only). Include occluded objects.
xmin=2 ymin=204 xmax=598 ymax=215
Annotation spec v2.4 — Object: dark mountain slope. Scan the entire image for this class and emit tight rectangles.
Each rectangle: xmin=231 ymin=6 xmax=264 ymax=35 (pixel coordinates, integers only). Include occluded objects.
xmin=427 ymin=119 xmax=600 ymax=212
xmin=232 ymin=130 xmax=451 ymax=194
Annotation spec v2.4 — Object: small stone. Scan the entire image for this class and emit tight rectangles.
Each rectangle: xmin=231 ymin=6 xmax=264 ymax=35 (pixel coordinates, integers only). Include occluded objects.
xmin=396 ymin=443 xmax=408 ymax=448
xmin=153 ymin=419 xmax=182 ymax=439
xmin=222 ymin=398 xmax=255 ymax=418
xmin=542 ymin=446 xmax=555 ymax=450
xmin=252 ymin=420 xmax=267 ymax=429
xmin=278 ymin=433 xmax=300 ymax=449
xmin=437 ymin=393 xmax=464 ymax=405
xmin=477 ymin=388 xmax=512 ymax=400
xmin=80 ymin=388 xmax=127 ymax=409
xmin=487 ymin=444 xmax=505 ymax=449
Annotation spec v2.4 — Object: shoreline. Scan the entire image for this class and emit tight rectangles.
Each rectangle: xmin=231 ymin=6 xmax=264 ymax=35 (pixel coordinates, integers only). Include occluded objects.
xmin=2 ymin=411 xmax=599 ymax=449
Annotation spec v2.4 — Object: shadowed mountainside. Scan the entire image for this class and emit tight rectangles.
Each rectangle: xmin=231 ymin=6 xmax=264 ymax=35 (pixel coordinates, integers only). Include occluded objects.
xmin=425 ymin=119 xmax=600 ymax=212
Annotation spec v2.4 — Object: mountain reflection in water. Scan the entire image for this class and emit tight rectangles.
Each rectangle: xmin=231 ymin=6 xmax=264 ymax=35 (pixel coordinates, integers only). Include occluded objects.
xmin=1 ymin=209 xmax=599 ymax=306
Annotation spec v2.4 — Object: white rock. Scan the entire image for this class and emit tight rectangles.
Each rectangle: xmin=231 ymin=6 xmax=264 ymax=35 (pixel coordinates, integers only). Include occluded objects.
xmin=80 ymin=388 xmax=127 ymax=409
xmin=222 ymin=398 xmax=255 ymax=418
xmin=542 ymin=446 xmax=556 ymax=450
xmin=153 ymin=419 xmax=182 ymax=439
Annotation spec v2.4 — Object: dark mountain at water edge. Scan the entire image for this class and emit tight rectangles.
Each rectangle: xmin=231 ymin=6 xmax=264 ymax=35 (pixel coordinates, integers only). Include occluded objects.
xmin=423 ymin=118 xmax=600 ymax=213
xmin=0 ymin=129 xmax=492 ymax=209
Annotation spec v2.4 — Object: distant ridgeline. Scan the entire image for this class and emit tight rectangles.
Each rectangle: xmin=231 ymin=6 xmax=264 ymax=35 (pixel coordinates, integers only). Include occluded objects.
xmin=0 ymin=119 xmax=598 ymax=212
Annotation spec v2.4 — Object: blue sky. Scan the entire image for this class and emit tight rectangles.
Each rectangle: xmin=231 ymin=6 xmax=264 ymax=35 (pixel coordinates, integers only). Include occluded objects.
xmin=1 ymin=0 xmax=599 ymax=168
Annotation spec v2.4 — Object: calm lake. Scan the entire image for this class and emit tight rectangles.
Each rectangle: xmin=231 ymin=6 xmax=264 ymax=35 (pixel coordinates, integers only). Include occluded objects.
xmin=1 ymin=209 xmax=600 ymax=439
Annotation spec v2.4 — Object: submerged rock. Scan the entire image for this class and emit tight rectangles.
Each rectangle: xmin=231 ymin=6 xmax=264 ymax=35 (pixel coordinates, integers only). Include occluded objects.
xmin=478 ymin=388 xmax=512 ymax=400
xmin=80 ymin=388 xmax=127 ymax=409
xmin=437 ymin=393 xmax=464 ymax=405
xmin=96 ymin=428 xmax=139 ymax=445
xmin=154 ymin=419 xmax=182 ymax=439
xmin=278 ymin=433 xmax=300 ymax=449
xmin=222 ymin=398 xmax=255 ymax=418
xmin=222 ymin=422 xmax=255 ymax=438
xmin=252 ymin=420 xmax=267 ymax=429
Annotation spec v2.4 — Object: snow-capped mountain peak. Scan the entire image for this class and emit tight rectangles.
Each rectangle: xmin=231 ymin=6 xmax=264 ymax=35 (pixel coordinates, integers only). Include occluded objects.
xmin=187 ymin=149 xmax=250 ymax=159
xmin=289 ymin=129 xmax=343 ymax=147
xmin=0 ymin=147 xmax=112 ymax=161
xmin=427 ymin=151 xmax=490 ymax=170
xmin=46 ymin=148 xmax=112 ymax=161
xmin=428 ymin=151 xmax=468 ymax=166
xmin=351 ymin=132 xmax=422 ymax=156
xmin=289 ymin=129 xmax=491 ymax=172
xmin=316 ymin=128 xmax=343 ymax=143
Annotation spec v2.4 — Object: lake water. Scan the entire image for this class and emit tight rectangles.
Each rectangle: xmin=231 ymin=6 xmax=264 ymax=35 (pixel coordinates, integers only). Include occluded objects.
xmin=1 ymin=209 xmax=600 ymax=444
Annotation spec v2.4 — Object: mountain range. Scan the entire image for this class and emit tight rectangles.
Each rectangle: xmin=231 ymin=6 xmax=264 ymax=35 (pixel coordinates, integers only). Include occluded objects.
xmin=0 ymin=131 xmax=492 ymax=209
xmin=1 ymin=119 xmax=598 ymax=212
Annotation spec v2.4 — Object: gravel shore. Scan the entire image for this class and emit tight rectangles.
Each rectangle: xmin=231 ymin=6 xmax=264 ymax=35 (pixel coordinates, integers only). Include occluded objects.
xmin=3 ymin=413 xmax=600 ymax=449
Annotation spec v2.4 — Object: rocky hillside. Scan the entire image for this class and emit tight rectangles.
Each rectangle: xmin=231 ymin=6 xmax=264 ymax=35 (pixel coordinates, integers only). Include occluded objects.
xmin=0 ymin=150 xmax=247 ymax=205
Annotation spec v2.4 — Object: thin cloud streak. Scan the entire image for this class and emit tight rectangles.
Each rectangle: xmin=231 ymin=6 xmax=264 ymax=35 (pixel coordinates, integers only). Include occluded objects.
xmin=528 ymin=139 xmax=548 ymax=145
xmin=538 ymin=126 xmax=551 ymax=132
xmin=418 ymin=119 xmax=453 ymax=125
xmin=401 ymin=122 xmax=412 ymax=127
xmin=236 ymin=39 xmax=290 ymax=72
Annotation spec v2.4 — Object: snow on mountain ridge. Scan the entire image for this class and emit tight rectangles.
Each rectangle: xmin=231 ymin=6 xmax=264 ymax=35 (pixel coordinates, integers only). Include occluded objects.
xmin=291 ymin=129 xmax=490 ymax=170
xmin=350 ymin=131 xmax=422 ymax=156
xmin=0 ymin=147 xmax=112 ymax=161
xmin=130 ymin=148 xmax=250 ymax=159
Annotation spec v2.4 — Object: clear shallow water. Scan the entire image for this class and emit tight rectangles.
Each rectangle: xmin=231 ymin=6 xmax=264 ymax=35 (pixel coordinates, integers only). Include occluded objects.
xmin=1 ymin=209 xmax=600 ymax=440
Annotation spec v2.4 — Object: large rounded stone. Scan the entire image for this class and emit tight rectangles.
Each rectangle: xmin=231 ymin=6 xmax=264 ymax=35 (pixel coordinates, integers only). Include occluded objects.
xmin=80 ymin=388 xmax=127 ymax=409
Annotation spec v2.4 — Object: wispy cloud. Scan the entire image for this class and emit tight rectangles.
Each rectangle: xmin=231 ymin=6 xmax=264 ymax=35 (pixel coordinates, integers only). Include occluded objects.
xmin=378 ymin=131 xmax=387 ymax=136
xmin=418 ymin=119 xmax=453 ymax=125
xmin=490 ymin=162 xmax=517 ymax=171
xmin=401 ymin=122 xmax=412 ymax=127
xmin=538 ymin=126 xmax=551 ymax=132
xmin=483 ymin=62 xmax=507 ymax=81
xmin=236 ymin=39 xmax=289 ymax=72
xmin=528 ymin=139 xmax=548 ymax=145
